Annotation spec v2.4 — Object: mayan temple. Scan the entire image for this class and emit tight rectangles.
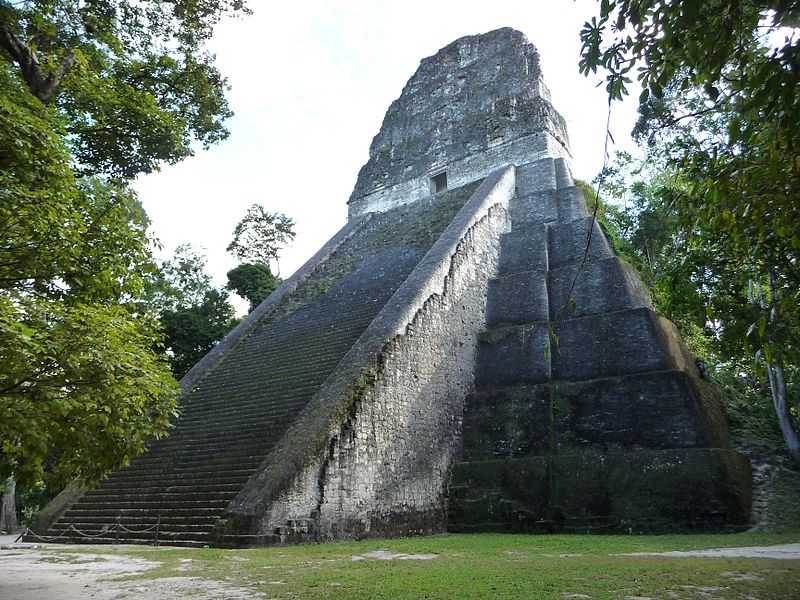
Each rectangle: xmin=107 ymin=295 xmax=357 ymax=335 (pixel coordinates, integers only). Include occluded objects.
xmin=32 ymin=28 xmax=752 ymax=547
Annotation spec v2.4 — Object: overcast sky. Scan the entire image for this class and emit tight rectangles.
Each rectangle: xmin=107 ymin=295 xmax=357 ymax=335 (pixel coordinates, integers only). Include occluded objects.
xmin=134 ymin=0 xmax=640 ymax=313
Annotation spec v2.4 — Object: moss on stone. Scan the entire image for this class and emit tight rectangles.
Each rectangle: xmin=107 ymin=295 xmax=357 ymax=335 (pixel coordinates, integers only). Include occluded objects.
xmin=448 ymin=449 xmax=752 ymax=534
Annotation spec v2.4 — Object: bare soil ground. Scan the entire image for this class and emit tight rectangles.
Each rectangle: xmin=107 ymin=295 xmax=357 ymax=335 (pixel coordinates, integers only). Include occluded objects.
xmin=0 ymin=537 xmax=264 ymax=600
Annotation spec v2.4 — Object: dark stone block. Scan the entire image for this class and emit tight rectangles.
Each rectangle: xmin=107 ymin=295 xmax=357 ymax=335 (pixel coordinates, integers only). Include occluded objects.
xmin=486 ymin=269 xmax=548 ymax=326
xmin=498 ymin=225 xmax=547 ymax=275
xmin=554 ymin=157 xmax=572 ymax=189
xmin=556 ymin=186 xmax=589 ymax=223
xmin=462 ymin=386 xmax=550 ymax=460
xmin=551 ymin=449 xmax=752 ymax=532
xmin=548 ymin=257 xmax=650 ymax=320
xmin=547 ymin=216 xmax=613 ymax=269
xmin=475 ymin=324 xmax=551 ymax=386
xmin=550 ymin=370 xmax=711 ymax=451
xmin=447 ymin=458 xmax=550 ymax=532
xmin=447 ymin=449 xmax=752 ymax=534
xmin=516 ymin=158 xmax=556 ymax=194
xmin=509 ymin=190 xmax=557 ymax=227
xmin=550 ymin=307 xmax=691 ymax=382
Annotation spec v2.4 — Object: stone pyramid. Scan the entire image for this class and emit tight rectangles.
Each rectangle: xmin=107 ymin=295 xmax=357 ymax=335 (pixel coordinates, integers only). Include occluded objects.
xmin=32 ymin=28 xmax=751 ymax=547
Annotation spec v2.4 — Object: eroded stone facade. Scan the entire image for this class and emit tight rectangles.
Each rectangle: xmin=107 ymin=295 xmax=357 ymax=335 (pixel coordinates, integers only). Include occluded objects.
xmin=33 ymin=28 xmax=751 ymax=547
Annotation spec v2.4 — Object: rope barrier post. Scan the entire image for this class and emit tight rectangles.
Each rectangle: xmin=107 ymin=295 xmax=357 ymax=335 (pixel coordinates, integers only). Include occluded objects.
xmin=14 ymin=528 xmax=29 ymax=543
xmin=115 ymin=516 xmax=120 ymax=545
xmin=154 ymin=514 xmax=160 ymax=546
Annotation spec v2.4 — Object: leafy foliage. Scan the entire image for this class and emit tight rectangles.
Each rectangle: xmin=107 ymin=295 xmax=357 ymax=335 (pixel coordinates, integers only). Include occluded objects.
xmin=147 ymin=245 xmax=236 ymax=379
xmin=1 ymin=1 xmax=249 ymax=487
xmin=598 ymin=151 xmax=799 ymax=461
xmin=580 ymin=0 xmax=800 ymax=460
xmin=227 ymin=205 xmax=295 ymax=272
xmin=0 ymin=0 xmax=250 ymax=177
xmin=227 ymin=262 xmax=281 ymax=312
xmin=0 ymin=66 xmax=178 ymax=488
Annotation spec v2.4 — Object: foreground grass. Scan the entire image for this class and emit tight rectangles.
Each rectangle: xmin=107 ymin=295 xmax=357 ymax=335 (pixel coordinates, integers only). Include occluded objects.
xmin=60 ymin=532 xmax=800 ymax=599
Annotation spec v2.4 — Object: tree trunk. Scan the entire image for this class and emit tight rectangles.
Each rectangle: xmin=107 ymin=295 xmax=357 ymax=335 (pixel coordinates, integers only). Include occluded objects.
xmin=0 ymin=21 xmax=75 ymax=103
xmin=753 ymin=272 xmax=800 ymax=465
xmin=767 ymin=361 xmax=800 ymax=464
xmin=0 ymin=477 xmax=19 ymax=533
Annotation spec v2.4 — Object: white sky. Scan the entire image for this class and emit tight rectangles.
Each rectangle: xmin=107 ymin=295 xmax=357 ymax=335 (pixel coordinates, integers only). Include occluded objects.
xmin=134 ymin=0 xmax=641 ymax=313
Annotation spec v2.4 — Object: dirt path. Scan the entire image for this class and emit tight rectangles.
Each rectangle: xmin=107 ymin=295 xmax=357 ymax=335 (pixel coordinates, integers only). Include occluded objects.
xmin=620 ymin=543 xmax=800 ymax=560
xmin=0 ymin=537 xmax=264 ymax=600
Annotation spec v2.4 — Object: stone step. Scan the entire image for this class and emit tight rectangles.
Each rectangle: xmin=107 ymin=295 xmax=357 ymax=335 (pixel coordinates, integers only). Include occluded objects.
xmin=497 ymin=224 xmax=548 ymax=276
xmin=53 ymin=514 xmax=221 ymax=526
xmin=122 ymin=446 xmax=269 ymax=463
xmin=546 ymin=216 xmax=613 ymax=270
xmin=84 ymin=483 xmax=243 ymax=497
xmin=111 ymin=461 xmax=262 ymax=480
xmin=486 ymin=269 xmax=548 ymax=327
xmin=31 ymin=533 xmax=211 ymax=547
xmin=104 ymin=466 xmax=256 ymax=481
xmin=173 ymin=400 xmax=312 ymax=428
xmin=187 ymin=372 xmax=327 ymax=398
xmin=52 ymin=521 xmax=215 ymax=533
xmin=50 ymin=529 xmax=213 ymax=542
xmin=67 ymin=499 xmax=230 ymax=512
xmin=137 ymin=426 xmax=285 ymax=448
xmin=474 ymin=323 xmax=550 ymax=386
xmin=547 ymin=256 xmax=649 ymax=321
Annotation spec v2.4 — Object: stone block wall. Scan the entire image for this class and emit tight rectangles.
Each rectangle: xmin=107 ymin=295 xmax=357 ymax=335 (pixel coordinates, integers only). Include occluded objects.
xmin=216 ymin=168 xmax=516 ymax=544
xmin=449 ymin=156 xmax=752 ymax=533
xmin=347 ymin=28 xmax=570 ymax=219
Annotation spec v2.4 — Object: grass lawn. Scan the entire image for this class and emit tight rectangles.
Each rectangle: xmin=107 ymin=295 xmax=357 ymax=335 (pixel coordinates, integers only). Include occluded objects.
xmin=58 ymin=532 xmax=800 ymax=599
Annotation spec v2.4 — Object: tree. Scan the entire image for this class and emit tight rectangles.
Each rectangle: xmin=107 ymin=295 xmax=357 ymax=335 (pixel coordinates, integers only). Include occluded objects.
xmin=1 ymin=0 xmax=250 ymax=497
xmin=148 ymin=245 xmax=236 ymax=379
xmin=227 ymin=205 xmax=295 ymax=274
xmin=0 ymin=477 xmax=17 ymax=532
xmin=580 ymin=0 xmax=800 ymax=462
xmin=226 ymin=262 xmax=281 ymax=312
xmin=0 ymin=68 xmax=179 ymax=489
xmin=0 ymin=0 xmax=250 ymax=177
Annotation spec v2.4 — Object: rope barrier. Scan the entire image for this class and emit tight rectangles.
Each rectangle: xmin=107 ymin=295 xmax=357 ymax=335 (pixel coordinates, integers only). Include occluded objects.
xmin=14 ymin=518 xmax=166 ymax=545
xmin=15 ymin=526 xmax=77 ymax=542
xmin=118 ymin=523 xmax=158 ymax=533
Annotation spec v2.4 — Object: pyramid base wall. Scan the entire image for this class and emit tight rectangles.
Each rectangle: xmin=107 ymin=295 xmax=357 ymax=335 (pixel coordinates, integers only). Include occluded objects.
xmin=448 ymin=449 xmax=752 ymax=534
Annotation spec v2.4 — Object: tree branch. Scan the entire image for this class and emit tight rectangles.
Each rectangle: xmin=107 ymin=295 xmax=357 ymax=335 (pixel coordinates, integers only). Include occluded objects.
xmin=0 ymin=19 xmax=76 ymax=103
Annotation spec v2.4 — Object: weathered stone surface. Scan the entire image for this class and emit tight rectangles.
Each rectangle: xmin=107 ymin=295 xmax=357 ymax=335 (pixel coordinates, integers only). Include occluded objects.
xmin=550 ymin=307 xmax=692 ymax=381
xmin=461 ymin=385 xmax=550 ymax=460
xmin=486 ymin=269 xmax=548 ymax=326
xmin=497 ymin=225 xmax=548 ymax=274
xmin=475 ymin=323 xmax=551 ymax=386
xmin=348 ymin=30 xmax=570 ymax=218
xmin=554 ymin=157 xmax=573 ymax=189
xmin=548 ymin=257 xmax=650 ymax=320
xmin=509 ymin=189 xmax=558 ymax=227
xmin=448 ymin=450 xmax=752 ymax=533
xmin=516 ymin=158 xmax=558 ymax=194
xmin=556 ymin=186 xmax=590 ymax=222
xmin=547 ymin=216 xmax=614 ymax=269
xmin=552 ymin=370 xmax=716 ymax=451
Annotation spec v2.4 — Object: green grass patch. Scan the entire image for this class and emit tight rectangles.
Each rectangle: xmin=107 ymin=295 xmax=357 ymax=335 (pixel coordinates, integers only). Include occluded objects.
xmin=46 ymin=532 xmax=800 ymax=599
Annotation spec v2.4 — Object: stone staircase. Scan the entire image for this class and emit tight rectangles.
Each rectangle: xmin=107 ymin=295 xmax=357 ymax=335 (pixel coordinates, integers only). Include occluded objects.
xmin=448 ymin=157 xmax=751 ymax=533
xmin=33 ymin=185 xmax=475 ymax=546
